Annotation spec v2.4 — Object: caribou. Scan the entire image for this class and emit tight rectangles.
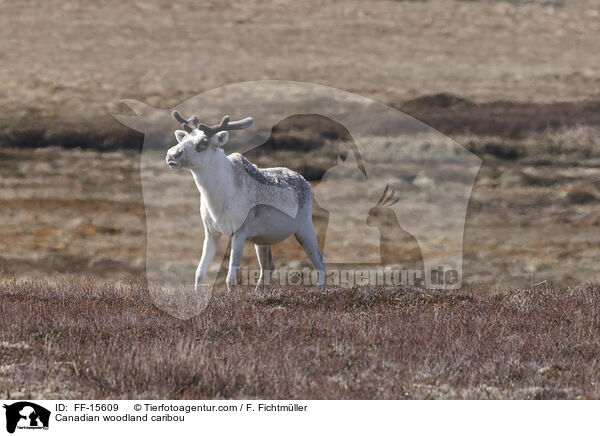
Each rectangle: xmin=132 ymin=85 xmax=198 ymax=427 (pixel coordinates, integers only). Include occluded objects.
xmin=166 ymin=111 xmax=326 ymax=291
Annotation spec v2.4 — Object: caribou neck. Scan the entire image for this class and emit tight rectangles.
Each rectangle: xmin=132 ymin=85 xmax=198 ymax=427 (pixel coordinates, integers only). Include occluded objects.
xmin=189 ymin=149 xmax=236 ymax=215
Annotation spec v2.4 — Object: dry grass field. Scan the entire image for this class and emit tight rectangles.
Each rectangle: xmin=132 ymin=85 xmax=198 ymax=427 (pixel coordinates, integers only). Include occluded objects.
xmin=1 ymin=0 xmax=600 ymax=399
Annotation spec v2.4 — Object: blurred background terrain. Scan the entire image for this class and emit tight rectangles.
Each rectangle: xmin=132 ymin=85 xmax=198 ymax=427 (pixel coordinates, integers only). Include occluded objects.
xmin=1 ymin=0 xmax=598 ymax=288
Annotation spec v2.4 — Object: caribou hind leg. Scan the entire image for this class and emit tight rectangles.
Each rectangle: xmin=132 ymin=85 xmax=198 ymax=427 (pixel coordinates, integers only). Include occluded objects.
xmin=295 ymin=222 xmax=326 ymax=290
xmin=267 ymin=245 xmax=275 ymax=271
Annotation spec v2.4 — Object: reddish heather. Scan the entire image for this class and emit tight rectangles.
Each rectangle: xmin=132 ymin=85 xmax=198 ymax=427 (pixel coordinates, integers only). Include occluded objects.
xmin=1 ymin=279 xmax=599 ymax=399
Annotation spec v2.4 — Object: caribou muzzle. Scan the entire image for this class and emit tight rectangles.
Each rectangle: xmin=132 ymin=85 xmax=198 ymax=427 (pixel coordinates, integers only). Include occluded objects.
xmin=166 ymin=148 xmax=184 ymax=168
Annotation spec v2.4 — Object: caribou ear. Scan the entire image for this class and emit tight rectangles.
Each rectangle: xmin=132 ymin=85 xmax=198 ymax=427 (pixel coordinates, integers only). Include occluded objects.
xmin=174 ymin=130 xmax=187 ymax=142
xmin=215 ymin=131 xmax=229 ymax=147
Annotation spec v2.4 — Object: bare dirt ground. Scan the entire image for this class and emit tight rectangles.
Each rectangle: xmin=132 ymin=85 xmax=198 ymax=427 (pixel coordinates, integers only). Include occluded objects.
xmin=1 ymin=0 xmax=600 ymax=399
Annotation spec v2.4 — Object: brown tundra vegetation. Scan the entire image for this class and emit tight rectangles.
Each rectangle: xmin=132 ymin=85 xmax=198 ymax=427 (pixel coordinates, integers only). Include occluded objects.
xmin=1 ymin=278 xmax=600 ymax=400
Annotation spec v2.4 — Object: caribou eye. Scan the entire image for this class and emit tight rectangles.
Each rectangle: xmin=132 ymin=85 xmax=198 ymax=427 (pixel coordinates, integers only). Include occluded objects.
xmin=196 ymin=137 xmax=208 ymax=151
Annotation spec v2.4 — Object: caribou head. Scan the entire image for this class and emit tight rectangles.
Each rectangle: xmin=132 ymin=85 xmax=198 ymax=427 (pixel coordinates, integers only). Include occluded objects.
xmin=166 ymin=111 xmax=253 ymax=169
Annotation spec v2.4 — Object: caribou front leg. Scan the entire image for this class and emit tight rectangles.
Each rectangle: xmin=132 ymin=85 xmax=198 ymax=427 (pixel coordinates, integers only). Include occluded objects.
xmin=195 ymin=231 xmax=221 ymax=291
xmin=226 ymin=231 xmax=246 ymax=291
xmin=254 ymin=245 xmax=274 ymax=290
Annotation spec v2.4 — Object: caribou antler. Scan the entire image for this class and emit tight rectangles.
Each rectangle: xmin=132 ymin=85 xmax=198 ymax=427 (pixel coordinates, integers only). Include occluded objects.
xmin=172 ymin=111 xmax=253 ymax=136
xmin=172 ymin=110 xmax=199 ymax=133
xmin=375 ymin=184 xmax=399 ymax=208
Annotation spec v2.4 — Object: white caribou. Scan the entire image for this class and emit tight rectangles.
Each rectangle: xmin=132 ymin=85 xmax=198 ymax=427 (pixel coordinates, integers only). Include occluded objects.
xmin=165 ymin=111 xmax=326 ymax=290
